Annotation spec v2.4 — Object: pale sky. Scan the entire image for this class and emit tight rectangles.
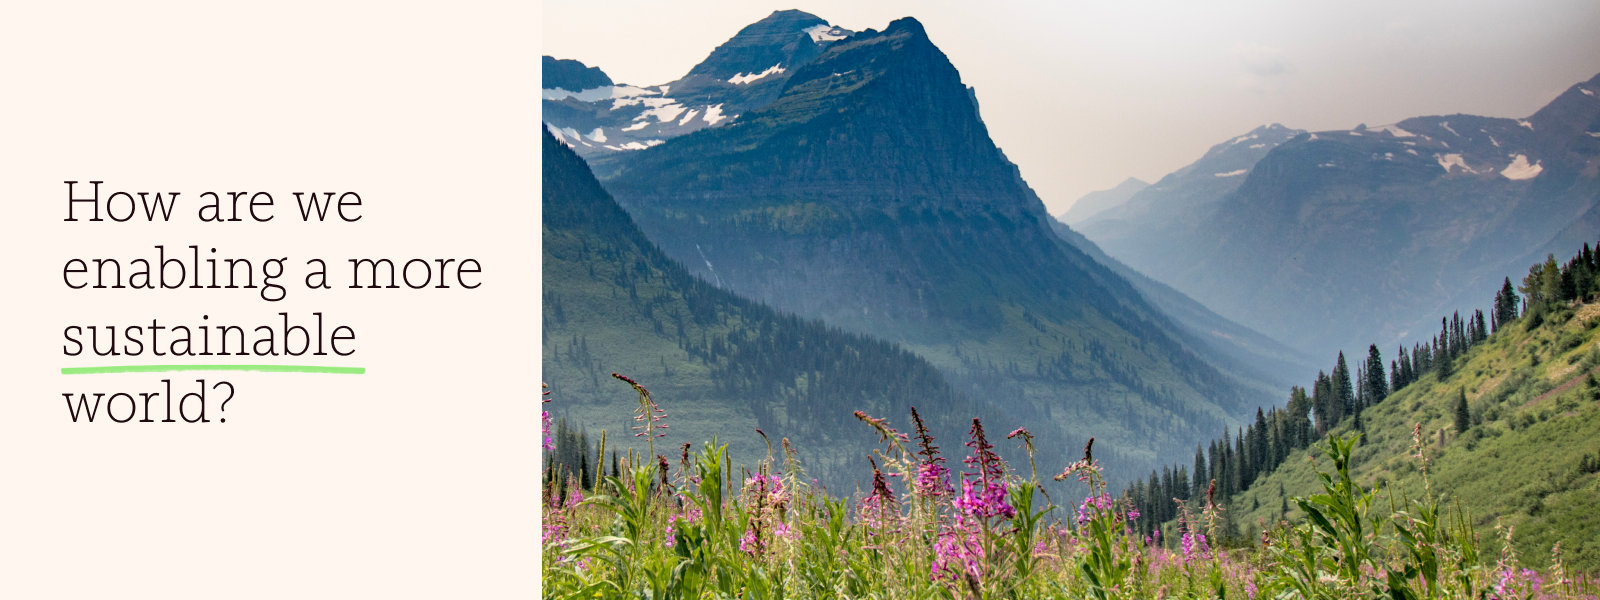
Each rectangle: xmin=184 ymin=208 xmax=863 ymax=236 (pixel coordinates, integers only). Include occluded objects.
xmin=543 ymin=0 xmax=1600 ymax=214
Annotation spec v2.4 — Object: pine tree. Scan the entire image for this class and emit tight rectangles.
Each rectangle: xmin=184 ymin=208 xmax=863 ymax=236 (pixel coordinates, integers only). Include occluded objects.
xmin=1434 ymin=320 xmax=1454 ymax=379
xmin=1312 ymin=372 xmax=1334 ymax=434
xmin=1365 ymin=344 xmax=1388 ymax=405
xmin=1333 ymin=352 xmax=1354 ymax=422
xmin=1495 ymin=276 xmax=1519 ymax=331
xmin=1454 ymin=388 xmax=1471 ymax=434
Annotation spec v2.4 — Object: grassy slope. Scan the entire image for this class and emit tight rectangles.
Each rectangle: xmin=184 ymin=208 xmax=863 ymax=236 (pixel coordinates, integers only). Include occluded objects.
xmin=1221 ymin=303 xmax=1600 ymax=571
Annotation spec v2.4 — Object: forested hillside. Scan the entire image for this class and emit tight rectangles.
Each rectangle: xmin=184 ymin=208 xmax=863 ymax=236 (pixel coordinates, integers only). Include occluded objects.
xmin=543 ymin=128 xmax=974 ymax=486
xmin=1132 ymin=243 xmax=1600 ymax=571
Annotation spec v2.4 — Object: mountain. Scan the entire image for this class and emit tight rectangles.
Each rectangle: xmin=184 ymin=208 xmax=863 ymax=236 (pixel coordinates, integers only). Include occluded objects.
xmin=589 ymin=15 xmax=1284 ymax=480
xmin=1078 ymin=75 xmax=1600 ymax=360
xmin=542 ymin=128 xmax=973 ymax=485
xmin=542 ymin=10 xmax=854 ymax=158
xmin=1059 ymin=177 xmax=1148 ymax=224
xmin=544 ymin=55 xmax=612 ymax=92
xmin=1076 ymin=123 xmax=1305 ymax=263
xmin=1050 ymin=219 xmax=1318 ymax=387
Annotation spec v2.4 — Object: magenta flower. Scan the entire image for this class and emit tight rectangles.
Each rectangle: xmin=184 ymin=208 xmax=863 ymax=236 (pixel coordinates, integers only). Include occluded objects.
xmin=916 ymin=462 xmax=952 ymax=500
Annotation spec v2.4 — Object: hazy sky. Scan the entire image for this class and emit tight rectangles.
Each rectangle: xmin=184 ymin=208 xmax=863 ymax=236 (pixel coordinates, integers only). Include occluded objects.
xmin=544 ymin=0 xmax=1600 ymax=214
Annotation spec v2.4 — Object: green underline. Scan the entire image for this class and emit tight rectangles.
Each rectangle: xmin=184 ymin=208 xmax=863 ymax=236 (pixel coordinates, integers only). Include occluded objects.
xmin=62 ymin=365 xmax=365 ymax=375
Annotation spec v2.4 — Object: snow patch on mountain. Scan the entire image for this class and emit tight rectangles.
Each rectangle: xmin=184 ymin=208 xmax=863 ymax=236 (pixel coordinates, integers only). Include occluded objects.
xmin=609 ymin=140 xmax=665 ymax=151
xmin=1373 ymin=124 xmax=1415 ymax=138
xmin=587 ymin=128 xmax=607 ymax=143
xmin=1500 ymin=155 xmax=1542 ymax=180
xmin=703 ymin=104 xmax=728 ymax=125
xmin=729 ymin=64 xmax=785 ymax=85
xmin=641 ymin=101 xmax=687 ymax=123
xmin=1440 ymin=121 xmax=1459 ymax=136
xmin=1518 ymin=120 xmax=1534 ymax=131
xmin=678 ymin=109 xmax=700 ymax=126
xmin=1581 ymin=88 xmax=1596 ymax=97
xmin=1214 ymin=169 xmax=1248 ymax=177
xmin=544 ymin=85 xmax=658 ymax=103
xmin=805 ymin=23 xmax=850 ymax=42
xmin=1436 ymin=153 xmax=1471 ymax=174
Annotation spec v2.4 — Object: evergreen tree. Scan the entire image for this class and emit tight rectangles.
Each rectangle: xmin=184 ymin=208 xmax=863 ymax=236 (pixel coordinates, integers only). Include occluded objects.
xmin=1286 ymin=386 xmax=1312 ymax=447
xmin=1495 ymin=277 xmax=1519 ymax=331
xmin=1454 ymin=387 xmax=1471 ymax=434
xmin=1333 ymin=352 xmax=1354 ymax=421
xmin=1365 ymin=344 xmax=1388 ymax=405
xmin=1434 ymin=320 xmax=1454 ymax=379
xmin=1311 ymin=372 xmax=1334 ymax=434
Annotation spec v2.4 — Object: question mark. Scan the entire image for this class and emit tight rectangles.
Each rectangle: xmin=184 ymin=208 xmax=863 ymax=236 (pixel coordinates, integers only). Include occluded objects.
xmin=214 ymin=381 xmax=235 ymax=423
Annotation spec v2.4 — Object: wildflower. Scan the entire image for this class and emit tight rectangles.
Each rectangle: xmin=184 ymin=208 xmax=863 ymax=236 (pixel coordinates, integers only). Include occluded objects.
xmin=954 ymin=475 xmax=1015 ymax=520
xmin=615 ymin=372 xmax=667 ymax=455
xmin=963 ymin=418 xmax=1005 ymax=484
xmin=1522 ymin=568 xmax=1542 ymax=593
xmin=931 ymin=521 xmax=985 ymax=586
xmin=773 ymin=521 xmax=799 ymax=542
xmin=916 ymin=461 xmax=952 ymax=500
xmin=858 ymin=457 xmax=900 ymax=532
xmin=664 ymin=515 xmax=678 ymax=548
xmin=1075 ymin=493 xmax=1113 ymax=526
xmin=744 ymin=472 xmax=788 ymax=511
xmin=910 ymin=406 xmax=943 ymax=464
xmin=854 ymin=410 xmax=910 ymax=447
xmin=541 ymin=410 xmax=554 ymax=452
xmin=541 ymin=384 xmax=554 ymax=452
xmin=1054 ymin=458 xmax=1101 ymax=483
xmin=1180 ymin=530 xmax=1208 ymax=561
xmin=739 ymin=528 xmax=763 ymax=555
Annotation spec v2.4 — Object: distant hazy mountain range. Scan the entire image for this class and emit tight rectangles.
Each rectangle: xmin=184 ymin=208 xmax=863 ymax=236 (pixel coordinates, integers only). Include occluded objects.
xmin=1058 ymin=177 xmax=1148 ymax=225
xmin=1076 ymin=74 xmax=1600 ymax=360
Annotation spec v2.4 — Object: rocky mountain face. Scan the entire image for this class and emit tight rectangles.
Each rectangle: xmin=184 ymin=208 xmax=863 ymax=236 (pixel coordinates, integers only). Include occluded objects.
xmin=543 ymin=128 xmax=973 ymax=485
xmin=1078 ymin=74 xmax=1600 ymax=359
xmin=543 ymin=55 xmax=612 ymax=92
xmin=542 ymin=10 xmax=853 ymax=158
xmin=1059 ymin=177 xmax=1148 ymax=224
xmin=588 ymin=16 xmax=1284 ymax=479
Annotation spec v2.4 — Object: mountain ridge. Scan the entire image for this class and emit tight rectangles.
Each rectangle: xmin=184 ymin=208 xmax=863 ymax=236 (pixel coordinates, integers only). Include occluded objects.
xmin=1078 ymin=74 xmax=1600 ymax=359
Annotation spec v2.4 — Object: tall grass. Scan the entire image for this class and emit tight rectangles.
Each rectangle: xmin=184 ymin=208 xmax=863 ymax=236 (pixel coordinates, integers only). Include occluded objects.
xmin=542 ymin=382 xmax=1596 ymax=599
